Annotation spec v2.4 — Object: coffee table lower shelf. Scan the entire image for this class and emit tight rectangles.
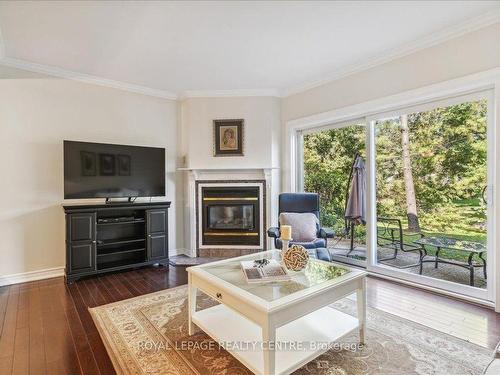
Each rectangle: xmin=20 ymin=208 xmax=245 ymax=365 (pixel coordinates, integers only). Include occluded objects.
xmin=192 ymin=304 xmax=359 ymax=375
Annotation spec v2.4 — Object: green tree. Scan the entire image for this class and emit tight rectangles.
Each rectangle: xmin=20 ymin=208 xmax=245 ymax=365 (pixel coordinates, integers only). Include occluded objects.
xmin=304 ymin=100 xmax=487 ymax=242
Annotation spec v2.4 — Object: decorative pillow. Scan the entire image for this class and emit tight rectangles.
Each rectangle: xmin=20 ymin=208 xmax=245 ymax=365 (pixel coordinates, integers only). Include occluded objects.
xmin=279 ymin=212 xmax=318 ymax=242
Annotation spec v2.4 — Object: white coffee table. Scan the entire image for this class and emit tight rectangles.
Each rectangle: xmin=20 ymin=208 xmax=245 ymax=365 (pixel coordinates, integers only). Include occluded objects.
xmin=187 ymin=250 xmax=367 ymax=375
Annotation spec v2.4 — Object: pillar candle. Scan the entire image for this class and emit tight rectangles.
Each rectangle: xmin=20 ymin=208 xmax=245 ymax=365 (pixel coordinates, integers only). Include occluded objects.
xmin=281 ymin=225 xmax=292 ymax=240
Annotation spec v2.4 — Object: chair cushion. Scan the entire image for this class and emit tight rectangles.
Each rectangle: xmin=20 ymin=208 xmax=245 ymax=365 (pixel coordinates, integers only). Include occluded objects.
xmin=279 ymin=212 xmax=318 ymax=242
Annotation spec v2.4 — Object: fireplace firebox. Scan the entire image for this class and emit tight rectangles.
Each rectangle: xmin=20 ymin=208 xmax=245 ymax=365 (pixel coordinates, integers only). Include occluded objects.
xmin=201 ymin=186 xmax=261 ymax=247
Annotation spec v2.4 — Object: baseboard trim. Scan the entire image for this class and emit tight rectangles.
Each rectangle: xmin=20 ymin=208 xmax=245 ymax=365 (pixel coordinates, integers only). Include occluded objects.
xmin=0 ymin=267 xmax=65 ymax=287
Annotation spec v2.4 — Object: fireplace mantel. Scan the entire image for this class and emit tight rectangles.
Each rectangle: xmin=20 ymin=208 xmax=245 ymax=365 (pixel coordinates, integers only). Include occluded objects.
xmin=178 ymin=167 xmax=279 ymax=170
xmin=180 ymin=167 xmax=280 ymax=257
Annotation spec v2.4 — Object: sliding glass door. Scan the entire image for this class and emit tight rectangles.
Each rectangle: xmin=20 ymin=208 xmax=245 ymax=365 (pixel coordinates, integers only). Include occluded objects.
xmin=298 ymin=89 xmax=494 ymax=301
xmin=368 ymin=91 xmax=494 ymax=300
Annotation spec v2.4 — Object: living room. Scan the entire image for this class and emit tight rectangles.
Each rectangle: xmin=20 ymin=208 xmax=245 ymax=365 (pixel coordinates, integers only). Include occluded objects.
xmin=1 ymin=1 xmax=500 ymax=374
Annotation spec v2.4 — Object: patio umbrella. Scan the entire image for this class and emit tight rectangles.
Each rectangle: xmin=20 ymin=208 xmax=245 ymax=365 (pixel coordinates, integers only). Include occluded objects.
xmin=345 ymin=155 xmax=366 ymax=226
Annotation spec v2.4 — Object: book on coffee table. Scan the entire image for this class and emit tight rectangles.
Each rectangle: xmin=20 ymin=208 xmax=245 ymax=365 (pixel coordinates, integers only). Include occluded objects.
xmin=240 ymin=259 xmax=290 ymax=283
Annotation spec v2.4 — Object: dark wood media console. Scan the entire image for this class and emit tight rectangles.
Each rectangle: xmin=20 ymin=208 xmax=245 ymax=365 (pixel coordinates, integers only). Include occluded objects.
xmin=63 ymin=201 xmax=170 ymax=283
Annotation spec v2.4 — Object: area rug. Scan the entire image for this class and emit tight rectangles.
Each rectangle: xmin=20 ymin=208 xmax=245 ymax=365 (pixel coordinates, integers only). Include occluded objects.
xmin=89 ymin=285 xmax=491 ymax=375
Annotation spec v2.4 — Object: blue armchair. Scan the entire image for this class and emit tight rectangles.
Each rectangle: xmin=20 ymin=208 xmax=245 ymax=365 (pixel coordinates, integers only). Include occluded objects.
xmin=267 ymin=193 xmax=334 ymax=261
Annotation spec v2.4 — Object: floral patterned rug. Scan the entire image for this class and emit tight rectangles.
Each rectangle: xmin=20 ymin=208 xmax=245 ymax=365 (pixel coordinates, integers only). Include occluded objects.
xmin=89 ymin=285 xmax=491 ymax=375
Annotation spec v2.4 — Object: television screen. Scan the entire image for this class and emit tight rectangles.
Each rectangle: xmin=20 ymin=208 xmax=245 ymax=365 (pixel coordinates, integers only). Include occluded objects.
xmin=64 ymin=141 xmax=165 ymax=199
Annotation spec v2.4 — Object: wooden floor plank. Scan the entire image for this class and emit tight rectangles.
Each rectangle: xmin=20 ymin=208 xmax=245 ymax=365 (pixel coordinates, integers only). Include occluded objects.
xmin=64 ymin=298 xmax=101 ymax=375
xmin=11 ymin=326 xmax=29 ymax=375
xmin=71 ymin=281 xmax=114 ymax=375
xmin=0 ymin=285 xmax=20 ymax=366
xmin=28 ymin=283 xmax=47 ymax=375
xmin=98 ymin=274 xmax=127 ymax=303
xmin=40 ymin=280 xmax=81 ymax=375
xmin=0 ymin=286 xmax=11 ymax=336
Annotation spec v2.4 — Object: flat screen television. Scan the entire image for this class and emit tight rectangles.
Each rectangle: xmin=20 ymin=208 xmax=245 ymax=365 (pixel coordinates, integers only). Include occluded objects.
xmin=64 ymin=140 xmax=165 ymax=199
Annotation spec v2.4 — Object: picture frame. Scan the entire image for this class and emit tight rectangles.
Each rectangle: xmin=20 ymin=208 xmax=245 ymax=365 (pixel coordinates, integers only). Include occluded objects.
xmin=117 ymin=154 xmax=131 ymax=176
xmin=213 ymin=119 xmax=244 ymax=157
xmin=99 ymin=153 xmax=116 ymax=176
xmin=80 ymin=151 xmax=96 ymax=177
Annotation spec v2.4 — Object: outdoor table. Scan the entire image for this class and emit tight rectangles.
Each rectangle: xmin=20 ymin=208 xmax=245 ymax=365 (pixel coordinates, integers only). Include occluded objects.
xmin=413 ymin=236 xmax=487 ymax=287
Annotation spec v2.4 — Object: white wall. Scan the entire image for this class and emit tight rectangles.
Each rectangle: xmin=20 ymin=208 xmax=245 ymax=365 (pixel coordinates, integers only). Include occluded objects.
xmin=179 ymin=96 xmax=282 ymax=254
xmin=180 ymin=96 xmax=281 ymax=169
xmin=0 ymin=65 xmax=181 ymax=280
xmin=281 ymin=22 xmax=500 ymax=192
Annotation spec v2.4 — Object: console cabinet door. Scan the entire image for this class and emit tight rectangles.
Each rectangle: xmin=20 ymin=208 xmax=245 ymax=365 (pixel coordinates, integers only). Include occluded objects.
xmin=67 ymin=212 xmax=97 ymax=274
xmin=148 ymin=233 xmax=167 ymax=260
xmin=69 ymin=212 xmax=96 ymax=242
xmin=147 ymin=209 xmax=167 ymax=234
xmin=69 ymin=242 xmax=96 ymax=274
xmin=146 ymin=209 xmax=168 ymax=260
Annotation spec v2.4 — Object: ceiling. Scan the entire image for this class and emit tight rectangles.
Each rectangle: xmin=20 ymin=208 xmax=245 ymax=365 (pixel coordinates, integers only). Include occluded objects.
xmin=0 ymin=1 xmax=499 ymax=98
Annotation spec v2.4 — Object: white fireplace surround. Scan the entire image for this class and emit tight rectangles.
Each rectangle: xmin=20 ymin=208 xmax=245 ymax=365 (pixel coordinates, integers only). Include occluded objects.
xmin=181 ymin=167 xmax=280 ymax=257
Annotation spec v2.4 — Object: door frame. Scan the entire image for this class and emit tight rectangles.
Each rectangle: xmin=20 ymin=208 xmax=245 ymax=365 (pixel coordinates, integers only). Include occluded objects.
xmin=285 ymin=67 xmax=500 ymax=310
xmin=297 ymin=119 xmax=368 ymax=267
xmin=366 ymin=89 xmax=495 ymax=302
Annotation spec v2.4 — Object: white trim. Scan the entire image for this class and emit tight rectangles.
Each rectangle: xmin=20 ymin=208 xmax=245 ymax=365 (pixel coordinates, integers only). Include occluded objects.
xmin=282 ymin=8 xmax=500 ymax=97
xmin=369 ymin=272 xmax=495 ymax=309
xmin=0 ymin=267 xmax=65 ymax=287
xmin=180 ymin=89 xmax=280 ymax=100
xmin=0 ymin=57 xmax=178 ymax=100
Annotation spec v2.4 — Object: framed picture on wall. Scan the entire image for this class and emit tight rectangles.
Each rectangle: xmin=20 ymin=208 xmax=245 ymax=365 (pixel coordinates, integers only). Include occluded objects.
xmin=213 ymin=119 xmax=244 ymax=156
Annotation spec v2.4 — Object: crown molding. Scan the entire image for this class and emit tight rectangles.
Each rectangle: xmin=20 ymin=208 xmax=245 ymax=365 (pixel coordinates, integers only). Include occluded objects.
xmin=282 ymin=7 xmax=500 ymax=97
xmin=0 ymin=57 xmax=178 ymax=100
xmin=180 ymin=88 xmax=281 ymax=100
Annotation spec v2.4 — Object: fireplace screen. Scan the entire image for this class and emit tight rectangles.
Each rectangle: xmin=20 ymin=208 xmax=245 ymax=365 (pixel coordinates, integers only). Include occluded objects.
xmin=207 ymin=205 xmax=254 ymax=230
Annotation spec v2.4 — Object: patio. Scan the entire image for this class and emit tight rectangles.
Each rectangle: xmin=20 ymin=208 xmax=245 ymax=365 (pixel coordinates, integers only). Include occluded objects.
xmin=328 ymin=239 xmax=487 ymax=289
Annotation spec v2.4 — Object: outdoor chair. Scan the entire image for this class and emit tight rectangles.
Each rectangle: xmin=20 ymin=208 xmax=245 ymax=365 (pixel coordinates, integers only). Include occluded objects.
xmin=377 ymin=217 xmax=426 ymax=273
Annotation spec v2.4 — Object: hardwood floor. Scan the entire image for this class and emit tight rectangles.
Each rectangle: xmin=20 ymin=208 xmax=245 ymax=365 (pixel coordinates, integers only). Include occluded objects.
xmin=0 ymin=266 xmax=498 ymax=375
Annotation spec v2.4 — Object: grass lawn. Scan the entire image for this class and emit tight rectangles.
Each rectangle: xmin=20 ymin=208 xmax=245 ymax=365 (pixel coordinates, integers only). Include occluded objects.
xmin=328 ymin=199 xmax=487 ymax=263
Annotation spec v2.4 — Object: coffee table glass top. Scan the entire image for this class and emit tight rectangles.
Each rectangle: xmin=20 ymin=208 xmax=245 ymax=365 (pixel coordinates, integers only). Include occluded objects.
xmin=414 ymin=236 xmax=486 ymax=253
xmin=195 ymin=250 xmax=351 ymax=302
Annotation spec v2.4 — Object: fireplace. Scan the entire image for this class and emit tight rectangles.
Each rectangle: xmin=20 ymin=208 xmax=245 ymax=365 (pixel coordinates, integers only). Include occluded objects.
xmin=196 ymin=181 xmax=265 ymax=254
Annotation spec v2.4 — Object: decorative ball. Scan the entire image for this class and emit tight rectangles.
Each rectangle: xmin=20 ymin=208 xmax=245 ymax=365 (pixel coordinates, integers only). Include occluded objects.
xmin=283 ymin=245 xmax=309 ymax=271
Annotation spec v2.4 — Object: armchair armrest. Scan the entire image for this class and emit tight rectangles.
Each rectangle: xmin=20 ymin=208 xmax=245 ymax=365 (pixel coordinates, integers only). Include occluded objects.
xmin=267 ymin=227 xmax=280 ymax=238
xmin=319 ymin=227 xmax=335 ymax=239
